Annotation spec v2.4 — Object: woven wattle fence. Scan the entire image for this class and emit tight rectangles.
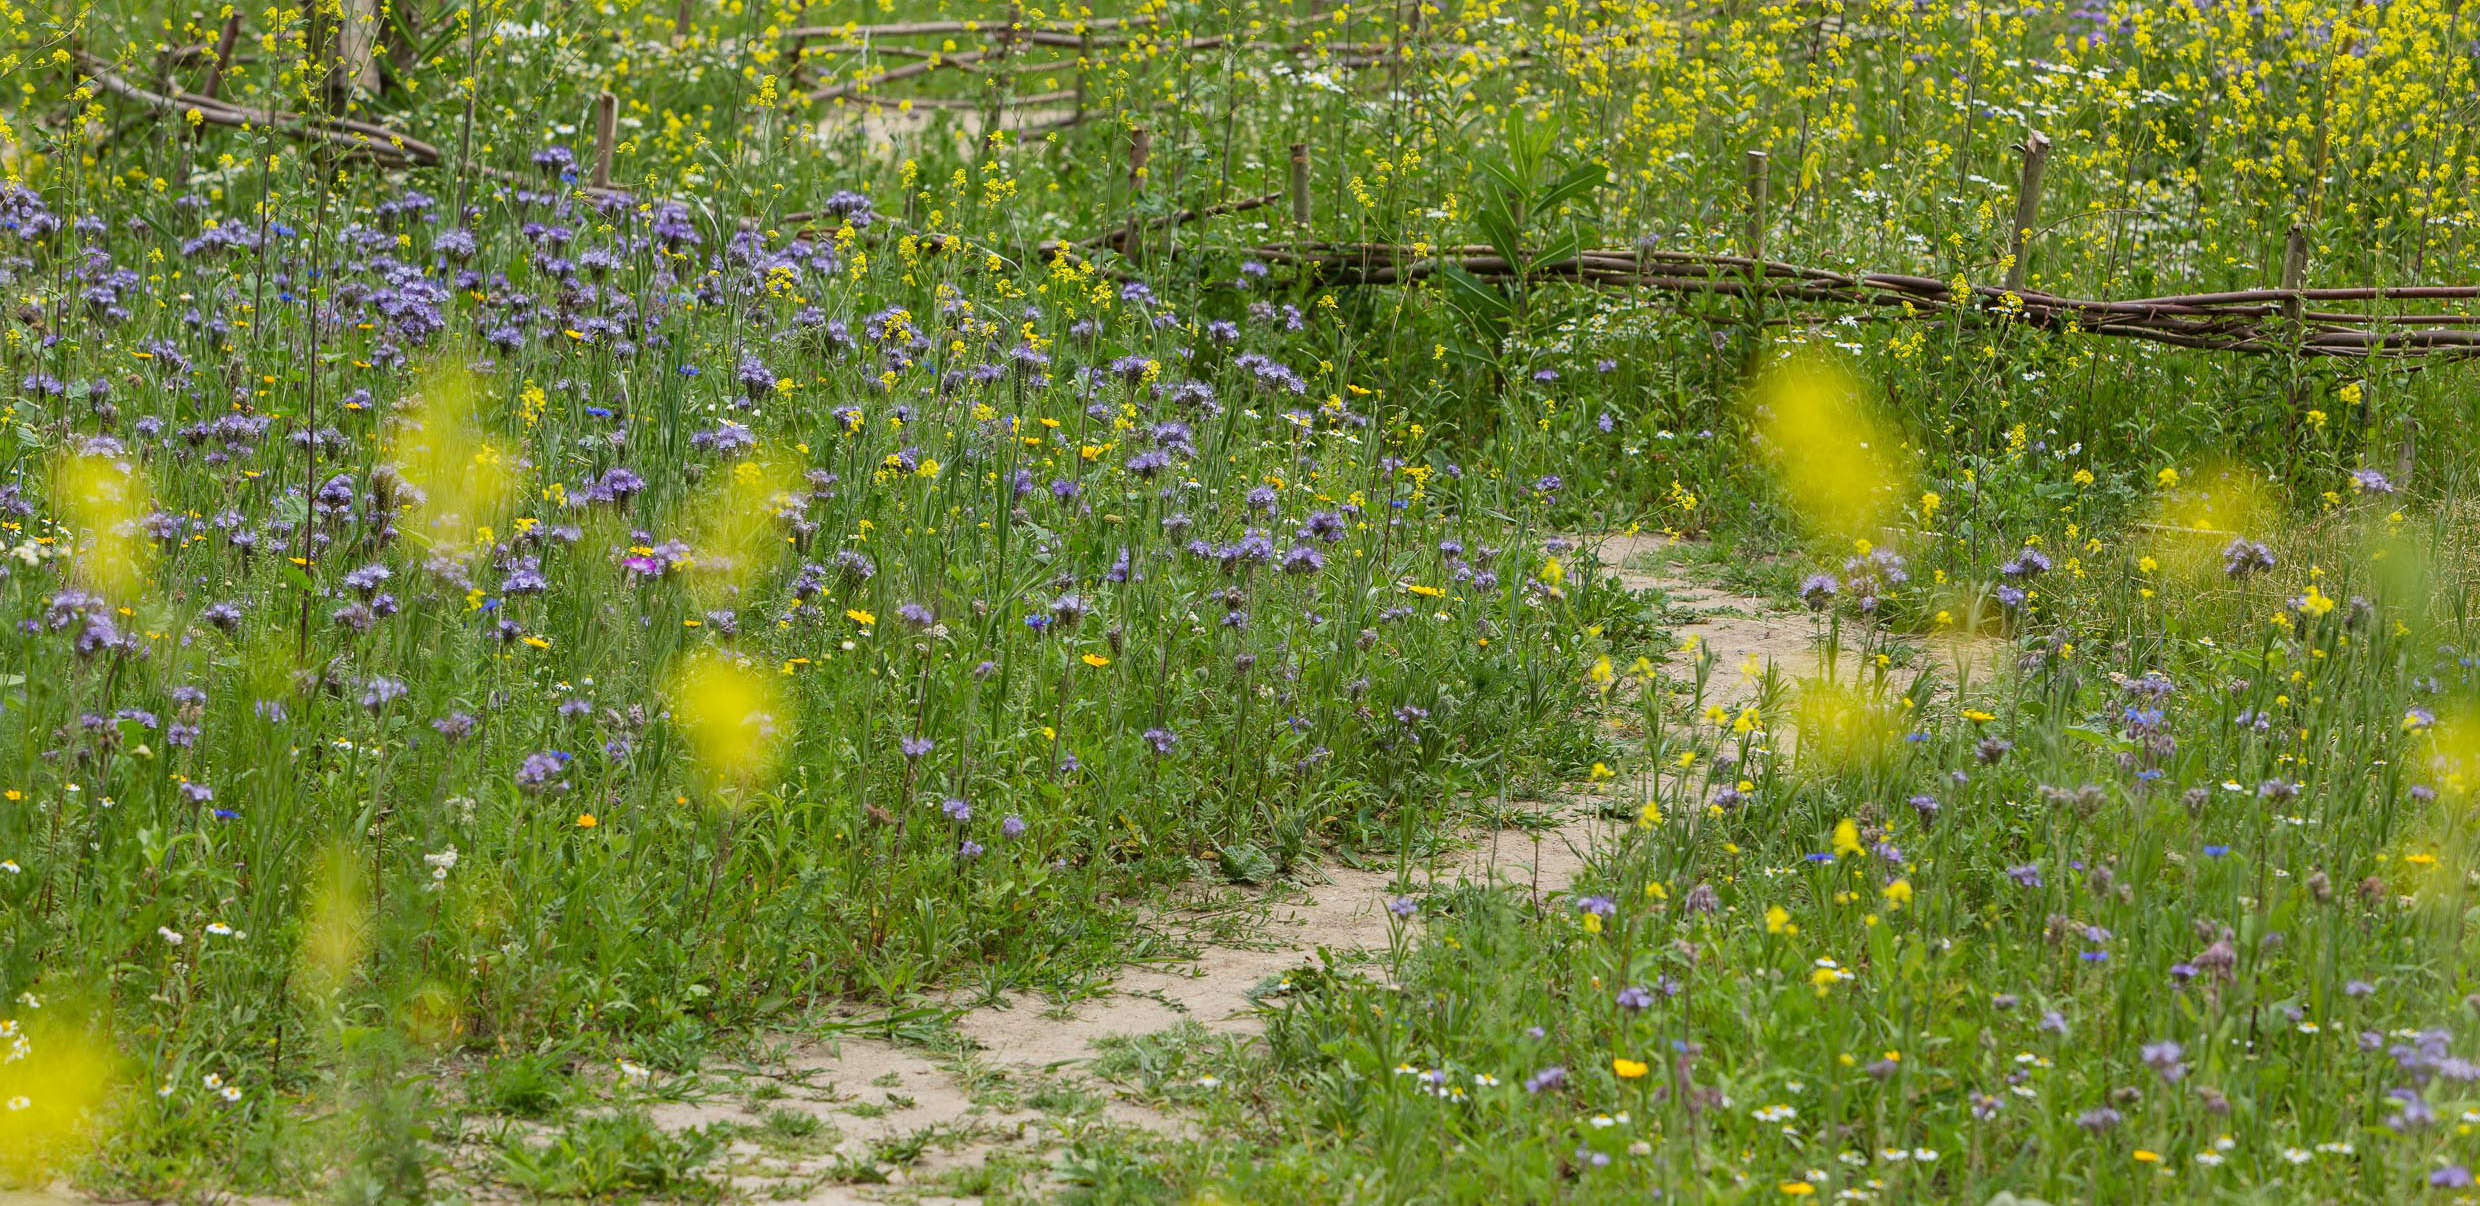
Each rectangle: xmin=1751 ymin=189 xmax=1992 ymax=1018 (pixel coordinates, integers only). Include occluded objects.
xmin=778 ymin=17 xmax=2480 ymax=363
xmin=78 ymin=18 xmax=2480 ymax=360
xmin=1242 ymin=242 xmax=2480 ymax=359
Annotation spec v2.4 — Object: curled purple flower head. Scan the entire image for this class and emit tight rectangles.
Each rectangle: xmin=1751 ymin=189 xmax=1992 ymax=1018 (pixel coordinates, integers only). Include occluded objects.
xmin=589 ymin=467 xmax=646 ymax=505
xmin=515 ymin=750 xmax=571 ymax=790
xmin=2222 ymin=537 xmax=2276 ymax=579
xmin=2001 ymin=547 xmax=2052 ymax=578
xmin=2350 ymin=468 xmax=2396 ymax=495
xmin=2140 ymin=1039 xmax=2185 ymax=1082
xmin=1908 ymin=794 xmax=1940 ymax=826
xmin=2390 ymin=1086 xmax=2437 ymax=1130
xmin=361 ymin=676 xmax=408 ymax=711
xmin=1387 ymin=896 xmax=1418 ymax=918
xmin=342 ymin=562 xmax=391 ymax=596
xmin=1523 ymin=1065 xmax=1567 ymax=1093
xmin=940 ymin=797 xmax=972 ymax=823
xmin=1798 ymin=573 xmax=1838 ymax=610
xmin=818 ymin=190 xmax=876 ymax=228
xmin=735 ymin=355 xmax=776 ymax=401
xmin=1001 ymin=814 xmax=1027 ymax=839
xmin=1614 ymin=985 xmax=1655 ymax=1012
xmin=900 ymin=736 xmax=934 ymax=759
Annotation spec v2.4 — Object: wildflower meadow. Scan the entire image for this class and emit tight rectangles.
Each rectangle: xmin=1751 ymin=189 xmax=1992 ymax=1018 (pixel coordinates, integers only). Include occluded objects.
xmin=4 ymin=0 xmax=2480 ymax=1201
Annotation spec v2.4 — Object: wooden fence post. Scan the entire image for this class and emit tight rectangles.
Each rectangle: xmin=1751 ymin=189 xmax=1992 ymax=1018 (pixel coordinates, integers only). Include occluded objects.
xmin=1073 ymin=31 xmax=1091 ymax=125
xmin=1122 ymin=125 xmax=1151 ymax=260
xmin=978 ymin=1 xmax=1020 ymax=152
xmin=1743 ymin=150 xmax=1768 ymax=263
xmin=338 ymin=0 xmax=381 ymax=94
xmin=590 ymin=92 xmax=618 ymax=190
xmin=2280 ymin=224 xmax=2308 ymax=324
xmin=1290 ymin=142 xmax=1311 ymax=230
xmin=2004 ymin=130 xmax=2052 ymax=293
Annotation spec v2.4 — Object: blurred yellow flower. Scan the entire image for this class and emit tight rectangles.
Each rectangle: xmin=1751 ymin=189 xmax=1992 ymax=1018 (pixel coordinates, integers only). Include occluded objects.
xmin=666 ymin=650 xmax=793 ymax=796
xmin=1746 ymin=350 xmax=1910 ymax=544
xmin=50 ymin=449 xmax=154 ymax=601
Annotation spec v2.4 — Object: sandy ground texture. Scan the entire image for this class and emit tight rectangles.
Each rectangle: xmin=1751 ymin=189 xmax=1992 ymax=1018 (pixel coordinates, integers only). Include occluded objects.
xmin=1586 ymin=530 xmax=2003 ymax=709
xmin=623 ymin=533 xmax=1896 ymax=1202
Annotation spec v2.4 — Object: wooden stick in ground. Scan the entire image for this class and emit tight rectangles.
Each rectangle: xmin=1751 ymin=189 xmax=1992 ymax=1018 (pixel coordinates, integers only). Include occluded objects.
xmin=2280 ymin=224 xmax=2309 ymax=325
xmin=1290 ymin=142 xmax=1310 ymax=229
xmin=591 ymin=91 xmax=618 ymax=190
xmin=338 ymin=0 xmax=381 ymax=94
xmin=2281 ymin=222 xmax=2310 ymax=411
xmin=1743 ymin=150 xmax=1769 ymax=264
xmin=2004 ymin=131 xmax=2051 ymax=293
xmin=1123 ymin=125 xmax=1151 ymax=263
xmin=675 ymin=0 xmax=694 ymax=41
xmin=1073 ymin=31 xmax=1090 ymax=124
xmin=978 ymin=2 xmax=1019 ymax=151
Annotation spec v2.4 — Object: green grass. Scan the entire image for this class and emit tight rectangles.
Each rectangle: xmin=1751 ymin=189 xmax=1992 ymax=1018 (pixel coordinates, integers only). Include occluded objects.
xmin=4 ymin=0 xmax=2480 ymax=1200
